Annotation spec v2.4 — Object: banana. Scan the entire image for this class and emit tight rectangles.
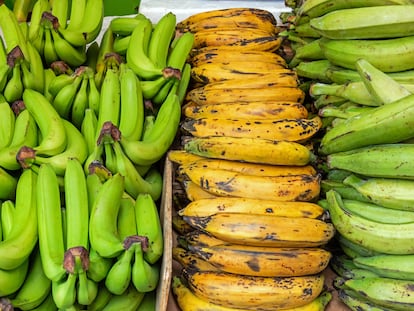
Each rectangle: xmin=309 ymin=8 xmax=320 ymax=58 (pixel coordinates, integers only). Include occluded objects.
xmin=51 ymin=272 xmax=77 ymax=309
xmin=320 ymin=36 xmax=414 ymax=73
xmin=120 ymin=90 xmax=181 ymax=166
xmin=180 ymin=165 xmax=321 ymax=201
xmin=94 ymin=27 xmax=115 ymax=89
xmin=187 ymin=84 xmax=306 ymax=104
xmin=183 ymin=269 xmax=325 ymax=310
xmin=101 ymin=284 xmax=145 ymax=311
xmin=336 ymin=233 xmax=384 ymax=258
xmin=0 ymin=259 xmax=29 ymax=297
xmin=12 ymin=0 xmax=36 ymax=22
xmin=87 ymin=246 xmax=113 ymax=283
xmin=148 ymin=12 xmax=176 ymax=69
xmin=23 ymin=89 xmax=67 ymax=156
xmin=20 ymin=42 xmax=45 ymax=93
xmin=137 ymin=290 xmax=156 ymax=311
xmin=190 ymin=63 xmax=295 ymax=84
xmin=172 ymin=246 xmax=221 ymax=272
xmin=0 ymin=168 xmax=37 ymax=270
xmin=294 ymin=59 xmax=332 ymax=82
xmin=51 ymin=27 xmax=87 ymax=68
xmin=71 ymin=74 xmax=89 ymax=129
xmin=118 ymin=63 xmax=145 ymax=141
xmin=77 ymin=270 xmax=98 ymax=306
xmin=0 ymin=168 xmax=16 ymax=201
xmin=66 ymin=0 xmax=86 ymax=31
xmin=1 ymin=200 xmax=14 ymax=239
xmin=0 ymin=101 xmax=15 ymax=150
xmin=173 ymin=153 xmax=317 ymax=176
xmin=105 ymin=245 xmax=135 ymax=295
xmin=341 ymin=276 xmax=414 ymax=310
xmin=178 ymin=197 xmax=325 ymax=219
xmin=87 ymin=284 xmax=112 ymax=311
xmin=131 ymin=242 xmax=160 ymax=292
xmin=327 ymin=143 xmax=414 ymax=180
xmin=151 ymin=78 xmax=177 ymax=106
xmin=181 ymin=180 xmax=219 ymax=201
xmin=36 ymin=163 xmax=67 ymax=281
xmin=89 ymin=173 xmax=125 ymax=258
xmin=110 ymin=14 xmax=148 ymax=36
xmin=3 ymin=62 xmax=24 ymax=103
xmin=11 ymin=247 xmax=52 ymax=311
xmin=190 ymin=48 xmax=287 ymax=68
xmin=30 ymin=292 xmax=58 ymax=311
xmin=88 ymin=72 xmax=101 ymax=115
xmin=178 ymin=230 xmax=226 ymax=249
xmin=343 ymin=174 xmax=414 ymax=211
xmin=140 ymin=75 xmax=171 ymax=100
xmin=183 ymin=136 xmax=316 ymax=166
xmin=48 ymin=72 xmax=78 ymax=98
xmin=310 ymin=5 xmax=414 ymax=40
xmin=289 ymin=39 xmax=325 ymax=67
xmin=181 ymin=116 xmax=322 ymax=142
xmin=43 ymin=68 xmax=56 ymax=102
xmin=189 ymin=243 xmax=331 ymax=277
xmin=43 ymin=25 xmax=60 ymax=66
xmin=135 ymin=193 xmax=163 ymax=264
xmin=326 ymin=189 xmax=414 ymax=254
xmin=320 ymin=179 xmax=372 ymax=202
xmin=81 ymin=109 xmax=97 ymax=158
xmin=337 ymin=288 xmax=389 ymax=311
xmin=126 ymin=16 xmax=165 ymax=80
xmin=50 ymin=0 xmax=69 ymax=28
xmin=185 ymin=212 xmax=334 ymax=248
xmin=28 ymin=119 xmax=88 ymax=176
xmin=53 ymin=73 xmax=83 ymax=120
xmin=117 ymin=195 xmax=138 ymax=241
xmin=166 ymin=31 xmax=195 ymax=72
xmin=318 ymin=93 xmax=414 ymax=155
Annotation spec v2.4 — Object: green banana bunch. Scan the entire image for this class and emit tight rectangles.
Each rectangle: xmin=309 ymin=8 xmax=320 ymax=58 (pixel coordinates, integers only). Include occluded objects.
xmin=338 ymin=288 xmax=389 ymax=311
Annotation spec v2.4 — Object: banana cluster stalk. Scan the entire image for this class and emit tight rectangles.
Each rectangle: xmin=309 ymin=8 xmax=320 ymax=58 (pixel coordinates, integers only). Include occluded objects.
xmin=281 ymin=2 xmax=414 ymax=310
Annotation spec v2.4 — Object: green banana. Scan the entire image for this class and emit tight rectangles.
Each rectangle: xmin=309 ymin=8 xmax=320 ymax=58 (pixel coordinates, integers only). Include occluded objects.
xmin=327 ymin=143 xmax=414 ymax=180
xmin=148 ymin=12 xmax=177 ymax=69
xmin=319 ymin=36 xmax=414 ymax=73
xmin=110 ymin=13 xmax=148 ymax=36
xmin=43 ymin=68 xmax=56 ymax=101
xmin=87 ymin=246 xmax=113 ymax=283
xmin=81 ymin=108 xmax=98 ymax=155
xmin=294 ymin=59 xmax=332 ymax=83
xmin=0 ymin=259 xmax=29 ymax=297
xmin=289 ymin=38 xmax=325 ymax=67
xmin=342 ymin=276 xmax=414 ymax=310
xmin=135 ymin=193 xmax=164 ymax=264
xmin=20 ymin=42 xmax=45 ymax=93
xmin=140 ymin=75 xmax=171 ymax=100
xmin=341 ymin=267 xmax=379 ymax=280
xmin=131 ymin=242 xmax=160 ymax=293
xmin=48 ymin=72 xmax=78 ymax=98
xmin=0 ymin=200 xmax=14 ymax=241
xmin=177 ymin=62 xmax=192 ymax=104
xmin=50 ymin=0 xmax=69 ymax=28
xmin=137 ymin=290 xmax=156 ymax=311
xmin=310 ymin=5 xmax=414 ymax=40
xmin=0 ymin=168 xmax=16 ymax=201
xmin=52 ymin=74 xmax=83 ymax=120
xmin=89 ymin=173 xmax=125 ymax=258
xmin=320 ymin=180 xmax=372 ymax=202
xmin=77 ymin=270 xmax=98 ymax=306
xmin=30 ymin=292 xmax=58 ymax=311
xmin=166 ymin=31 xmax=194 ymax=73
xmin=0 ymin=168 xmax=37 ymax=270
xmin=326 ymin=189 xmax=414 ymax=255
xmin=338 ymin=288 xmax=389 ymax=311
xmin=151 ymin=78 xmax=176 ymax=106
xmin=118 ymin=195 xmax=138 ymax=241
xmin=51 ymin=272 xmax=77 ymax=309
xmin=344 ymin=174 xmax=414 ymax=211
xmin=43 ymin=26 xmax=59 ymax=66
xmin=113 ymin=35 xmax=130 ymax=55
xmin=23 ymin=89 xmax=67 ymax=156
xmin=0 ymin=98 xmax=15 ymax=148
xmin=319 ymin=93 xmax=414 ymax=155
xmin=71 ymin=74 xmax=89 ymax=129
xmin=94 ymin=27 xmax=115 ymax=89
xmin=118 ymin=63 xmax=145 ymax=141
xmin=126 ymin=16 xmax=165 ymax=80
xmin=337 ymin=234 xmax=384 ymax=258
xmin=36 ymin=163 xmax=67 ymax=281
xmin=51 ymin=26 xmax=87 ymax=68
xmin=3 ymin=62 xmax=24 ymax=103
xmin=105 ymin=245 xmax=135 ymax=295
xmin=88 ymin=72 xmax=101 ymax=115
xmin=330 ymin=254 xmax=359 ymax=278
xmin=66 ymin=0 xmax=86 ymax=31
xmin=87 ymin=284 xmax=112 ymax=311
xmin=354 ymin=254 xmax=414 ymax=281
xmin=101 ymin=284 xmax=145 ymax=311
xmin=11 ymin=246 xmax=52 ymax=311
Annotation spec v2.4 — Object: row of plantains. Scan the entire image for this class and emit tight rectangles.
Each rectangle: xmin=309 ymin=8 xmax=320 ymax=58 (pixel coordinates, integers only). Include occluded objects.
xmin=167 ymin=7 xmax=336 ymax=311
xmin=0 ymin=0 xmax=194 ymax=309
xmin=284 ymin=0 xmax=414 ymax=310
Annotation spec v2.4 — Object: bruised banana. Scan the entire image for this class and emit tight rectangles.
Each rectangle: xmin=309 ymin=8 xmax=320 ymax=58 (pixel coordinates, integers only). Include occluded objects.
xmin=178 ymin=197 xmax=325 ymax=219
xmin=181 ymin=116 xmax=322 ymax=142
xmin=172 ymin=247 xmax=220 ymax=272
xmin=181 ymin=180 xmax=219 ymax=201
xmin=183 ymin=269 xmax=325 ymax=310
xmin=180 ymin=165 xmax=321 ymax=201
xmin=183 ymin=135 xmax=316 ymax=166
xmin=183 ymin=212 xmax=335 ymax=248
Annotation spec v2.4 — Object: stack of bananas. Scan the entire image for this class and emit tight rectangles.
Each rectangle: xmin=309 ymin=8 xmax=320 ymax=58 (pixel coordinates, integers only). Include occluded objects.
xmin=0 ymin=0 xmax=195 ymax=309
xmin=165 ymin=7 xmax=335 ymax=311
xmin=281 ymin=0 xmax=414 ymax=310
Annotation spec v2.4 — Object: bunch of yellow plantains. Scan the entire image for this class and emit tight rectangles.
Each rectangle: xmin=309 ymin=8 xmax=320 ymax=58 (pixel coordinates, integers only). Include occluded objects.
xmin=282 ymin=1 xmax=414 ymax=310
xmin=168 ymin=7 xmax=334 ymax=311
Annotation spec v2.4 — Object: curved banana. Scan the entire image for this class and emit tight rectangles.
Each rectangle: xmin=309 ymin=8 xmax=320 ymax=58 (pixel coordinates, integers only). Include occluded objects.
xmin=66 ymin=0 xmax=86 ymax=31
xmin=167 ymin=31 xmax=195 ymax=73
xmin=87 ymin=284 xmax=112 ymax=311
xmin=178 ymin=197 xmax=325 ymax=219
xmin=183 ymin=269 xmax=325 ymax=310
xmin=0 ymin=167 xmax=17 ymax=200
xmin=337 ymin=288 xmax=388 ymax=311
xmin=181 ymin=180 xmax=219 ymax=201
xmin=105 ymin=245 xmax=135 ymax=295
xmin=87 ymin=247 xmax=113 ymax=283
xmin=52 ymin=73 xmax=83 ymax=120
xmin=100 ymin=284 xmax=145 ymax=311
xmin=0 ymin=100 xmax=15 ymax=149
xmin=3 ymin=62 xmax=24 ymax=103
xmin=0 ymin=259 xmax=29 ymax=297
xmin=131 ymin=242 xmax=160 ymax=293
xmin=0 ymin=168 xmax=37 ymax=270
xmin=1 ymin=200 xmax=15 ymax=240
xmin=77 ymin=270 xmax=98 ymax=306
xmin=183 ymin=136 xmax=316 ymax=166
xmin=183 ymin=213 xmax=335 ymax=248
xmin=51 ymin=272 xmax=77 ymax=309
xmin=51 ymin=27 xmax=87 ymax=68
xmin=70 ymin=74 xmax=89 ymax=129
xmin=172 ymin=246 xmax=220 ymax=272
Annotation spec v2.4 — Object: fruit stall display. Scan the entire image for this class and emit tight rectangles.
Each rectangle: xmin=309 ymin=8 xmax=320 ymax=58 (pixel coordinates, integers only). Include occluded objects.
xmin=1 ymin=0 xmax=414 ymax=310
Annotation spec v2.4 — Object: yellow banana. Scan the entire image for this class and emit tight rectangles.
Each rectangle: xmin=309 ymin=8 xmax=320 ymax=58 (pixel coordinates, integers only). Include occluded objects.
xmin=178 ymin=230 xmax=226 ymax=249
xmin=183 ymin=269 xmax=325 ymax=310
xmin=183 ymin=100 xmax=308 ymax=120
xmin=191 ymin=27 xmax=282 ymax=51
xmin=180 ymin=165 xmax=321 ymax=201
xmin=190 ymin=63 xmax=294 ymax=84
xmin=172 ymin=215 xmax=194 ymax=235
xmin=181 ymin=180 xmax=219 ymax=201
xmin=190 ymin=48 xmax=287 ymax=68
xmin=181 ymin=116 xmax=322 ymax=142
xmin=173 ymin=246 xmax=221 ymax=272
xmin=183 ymin=212 xmax=335 ymax=247
xmin=178 ymin=197 xmax=325 ymax=218
xmin=186 ymin=84 xmax=306 ymax=104
xmin=177 ymin=8 xmax=278 ymax=35
xmin=188 ymin=243 xmax=331 ymax=277
xmin=183 ymin=136 xmax=316 ymax=166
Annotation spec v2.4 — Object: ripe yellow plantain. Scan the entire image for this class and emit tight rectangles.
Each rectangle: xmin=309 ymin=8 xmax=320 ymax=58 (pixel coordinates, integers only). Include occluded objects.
xmin=183 ymin=213 xmax=335 ymax=248
xmin=183 ymin=269 xmax=325 ymax=310
xmin=178 ymin=197 xmax=325 ymax=218
xmin=190 ymin=48 xmax=287 ymax=67
xmin=178 ymin=230 xmax=226 ymax=249
xmin=181 ymin=180 xmax=219 ymax=201
xmin=182 ymin=135 xmax=316 ymax=166
xmin=188 ymin=243 xmax=332 ymax=277
xmin=172 ymin=246 xmax=220 ymax=272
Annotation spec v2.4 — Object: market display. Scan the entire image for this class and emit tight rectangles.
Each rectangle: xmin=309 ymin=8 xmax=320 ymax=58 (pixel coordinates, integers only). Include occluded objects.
xmin=0 ymin=0 xmax=191 ymax=309
xmin=284 ymin=0 xmax=414 ymax=310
